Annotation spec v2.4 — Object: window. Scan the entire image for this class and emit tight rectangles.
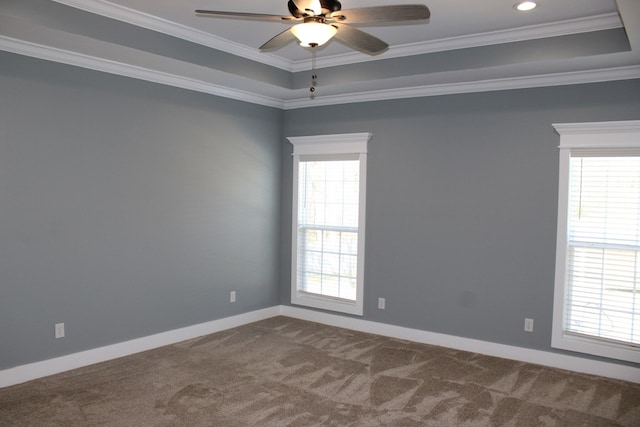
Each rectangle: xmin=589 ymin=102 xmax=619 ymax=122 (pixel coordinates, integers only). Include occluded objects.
xmin=552 ymin=121 xmax=640 ymax=363
xmin=288 ymin=133 xmax=370 ymax=316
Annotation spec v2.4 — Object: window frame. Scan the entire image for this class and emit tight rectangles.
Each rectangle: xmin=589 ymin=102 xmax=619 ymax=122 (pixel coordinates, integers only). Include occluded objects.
xmin=552 ymin=120 xmax=640 ymax=363
xmin=288 ymin=133 xmax=371 ymax=316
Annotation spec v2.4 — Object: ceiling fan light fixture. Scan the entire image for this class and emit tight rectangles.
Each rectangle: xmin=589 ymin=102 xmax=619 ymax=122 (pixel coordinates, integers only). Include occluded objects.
xmin=514 ymin=1 xmax=537 ymax=12
xmin=291 ymin=22 xmax=337 ymax=47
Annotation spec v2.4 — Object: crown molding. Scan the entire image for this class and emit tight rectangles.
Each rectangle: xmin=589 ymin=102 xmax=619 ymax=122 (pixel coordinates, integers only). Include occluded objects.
xmin=51 ymin=0 xmax=294 ymax=71
xmin=51 ymin=1 xmax=621 ymax=75
xmin=283 ymin=65 xmax=640 ymax=109
xmin=3 ymin=32 xmax=638 ymax=110
xmin=292 ymin=13 xmax=623 ymax=72
xmin=0 ymin=35 xmax=285 ymax=109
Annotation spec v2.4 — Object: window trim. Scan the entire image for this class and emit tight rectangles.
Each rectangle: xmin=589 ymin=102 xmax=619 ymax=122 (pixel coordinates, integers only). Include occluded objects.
xmin=552 ymin=120 xmax=640 ymax=363
xmin=288 ymin=133 xmax=371 ymax=316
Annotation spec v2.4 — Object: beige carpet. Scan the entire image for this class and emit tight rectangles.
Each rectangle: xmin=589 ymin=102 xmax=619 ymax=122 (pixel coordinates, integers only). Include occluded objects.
xmin=1 ymin=316 xmax=639 ymax=426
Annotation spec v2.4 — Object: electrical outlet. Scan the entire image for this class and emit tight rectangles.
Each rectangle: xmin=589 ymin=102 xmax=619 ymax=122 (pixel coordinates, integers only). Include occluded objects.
xmin=524 ymin=318 xmax=534 ymax=332
xmin=378 ymin=297 xmax=386 ymax=310
xmin=55 ymin=323 xmax=65 ymax=339
xmin=230 ymin=291 xmax=236 ymax=303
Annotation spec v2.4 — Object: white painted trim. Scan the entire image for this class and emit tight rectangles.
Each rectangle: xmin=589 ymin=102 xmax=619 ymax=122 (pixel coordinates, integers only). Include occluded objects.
xmin=293 ymin=13 xmax=623 ymax=72
xmin=2 ymin=29 xmax=638 ymax=110
xmin=284 ymin=65 xmax=640 ymax=109
xmin=2 ymin=305 xmax=638 ymax=389
xmin=554 ymin=121 xmax=640 ymax=135
xmin=0 ymin=307 xmax=279 ymax=388
xmin=279 ymin=306 xmax=640 ymax=383
xmin=356 ymin=153 xmax=367 ymax=317
xmin=288 ymin=134 xmax=370 ymax=316
xmin=0 ymin=35 xmax=284 ymax=110
xmin=51 ymin=0 xmax=292 ymax=71
xmin=553 ymin=120 xmax=640 ymax=148
xmin=288 ymin=132 xmax=372 ymax=155
xmin=552 ymin=146 xmax=571 ymax=364
xmin=550 ymin=121 xmax=640 ymax=364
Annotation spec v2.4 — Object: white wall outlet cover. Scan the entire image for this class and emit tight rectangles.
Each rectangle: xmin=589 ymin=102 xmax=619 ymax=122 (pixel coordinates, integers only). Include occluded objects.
xmin=55 ymin=323 xmax=65 ymax=339
xmin=524 ymin=318 xmax=534 ymax=332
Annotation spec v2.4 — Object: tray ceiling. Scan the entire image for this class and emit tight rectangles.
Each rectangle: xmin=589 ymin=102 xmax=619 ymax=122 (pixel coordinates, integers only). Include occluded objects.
xmin=1 ymin=0 xmax=639 ymax=108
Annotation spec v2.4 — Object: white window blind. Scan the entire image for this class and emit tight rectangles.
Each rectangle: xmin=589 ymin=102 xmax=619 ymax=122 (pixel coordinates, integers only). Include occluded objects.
xmin=297 ymin=156 xmax=360 ymax=301
xmin=565 ymin=154 xmax=640 ymax=347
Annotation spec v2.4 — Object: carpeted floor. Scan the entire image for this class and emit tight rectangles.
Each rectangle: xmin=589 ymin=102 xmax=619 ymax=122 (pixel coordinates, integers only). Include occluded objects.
xmin=1 ymin=316 xmax=639 ymax=426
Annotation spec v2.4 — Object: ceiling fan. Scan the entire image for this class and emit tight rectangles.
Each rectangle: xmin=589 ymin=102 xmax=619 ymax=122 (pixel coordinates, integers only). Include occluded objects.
xmin=195 ymin=0 xmax=431 ymax=55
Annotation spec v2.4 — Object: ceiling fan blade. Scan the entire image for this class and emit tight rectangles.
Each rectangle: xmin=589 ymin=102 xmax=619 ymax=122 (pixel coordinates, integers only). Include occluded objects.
xmin=260 ymin=29 xmax=297 ymax=51
xmin=332 ymin=24 xmax=388 ymax=54
xmin=195 ymin=10 xmax=296 ymax=21
xmin=331 ymin=5 xmax=430 ymax=24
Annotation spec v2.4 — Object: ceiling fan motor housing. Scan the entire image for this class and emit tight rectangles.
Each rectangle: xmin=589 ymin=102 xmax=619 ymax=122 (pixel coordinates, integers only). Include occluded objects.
xmin=288 ymin=0 xmax=342 ymax=17
xmin=320 ymin=0 xmax=342 ymax=13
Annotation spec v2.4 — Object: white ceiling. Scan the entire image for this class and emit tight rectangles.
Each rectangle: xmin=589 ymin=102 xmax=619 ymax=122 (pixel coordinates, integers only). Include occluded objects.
xmin=1 ymin=0 xmax=639 ymax=108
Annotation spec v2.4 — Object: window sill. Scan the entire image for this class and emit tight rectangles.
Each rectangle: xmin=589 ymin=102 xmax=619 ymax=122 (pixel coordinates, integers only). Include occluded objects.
xmin=552 ymin=332 xmax=640 ymax=364
xmin=292 ymin=291 xmax=363 ymax=316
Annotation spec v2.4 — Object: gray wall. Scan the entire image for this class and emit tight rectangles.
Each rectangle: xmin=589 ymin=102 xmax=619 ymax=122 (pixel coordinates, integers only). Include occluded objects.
xmin=282 ymin=80 xmax=640 ymax=365
xmin=2 ymin=46 xmax=639 ymax=372
xmin=0 ymin=52 xmax=283 ymax=369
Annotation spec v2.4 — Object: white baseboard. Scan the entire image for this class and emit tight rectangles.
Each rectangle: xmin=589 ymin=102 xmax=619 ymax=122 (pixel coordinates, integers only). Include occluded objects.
xmin=0 ymin=306 xmax=279 ymax=388
xmin=2 ymin=305 xmax=638 ymax=389
xmin=279 ymin=306 xmax=640 ymax=383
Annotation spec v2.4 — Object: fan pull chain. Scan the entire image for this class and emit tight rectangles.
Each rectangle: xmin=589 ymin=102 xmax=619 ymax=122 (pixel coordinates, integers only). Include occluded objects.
xmin=310 ymin=46 xmax=318 ymax=99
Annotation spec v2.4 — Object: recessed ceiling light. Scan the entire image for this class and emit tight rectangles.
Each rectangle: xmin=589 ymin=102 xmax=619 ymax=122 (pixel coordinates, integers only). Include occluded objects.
xmin=514 ymin=1 xmax=537 ymax=12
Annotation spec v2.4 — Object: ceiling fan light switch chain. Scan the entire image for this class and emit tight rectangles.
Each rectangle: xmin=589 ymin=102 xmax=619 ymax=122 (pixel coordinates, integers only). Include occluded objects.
xmin=310 ymin=48 xmax=318 ymax=99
